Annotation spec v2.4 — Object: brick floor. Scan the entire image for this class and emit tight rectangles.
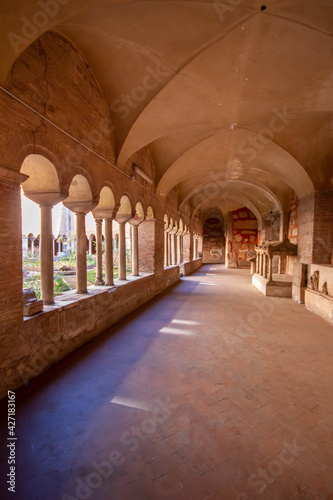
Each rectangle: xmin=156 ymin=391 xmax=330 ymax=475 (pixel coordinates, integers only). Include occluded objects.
xmin=0 ymin=265 xmax=332 ymax=499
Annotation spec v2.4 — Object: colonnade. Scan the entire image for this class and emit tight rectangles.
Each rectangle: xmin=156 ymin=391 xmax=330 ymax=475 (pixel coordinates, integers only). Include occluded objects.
xmin=21 ymin=163 xmax=203 ymax=308
xmin=164 ymin=217 xmax=202 ymax=267
xmin=255 ymin=251 xmax=273 ymax=281
xmin=21 ymin=188 xmax=143 ymax=305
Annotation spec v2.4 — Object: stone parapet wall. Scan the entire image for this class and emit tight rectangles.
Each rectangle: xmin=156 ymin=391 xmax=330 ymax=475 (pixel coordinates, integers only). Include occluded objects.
xmin=183 ymin=258 xmax=202 ymax=276
xmin=0 ymin=268 xmax=181 ymax=399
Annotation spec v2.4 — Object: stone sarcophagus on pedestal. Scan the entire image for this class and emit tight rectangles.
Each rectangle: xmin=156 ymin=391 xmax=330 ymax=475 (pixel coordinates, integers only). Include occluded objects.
xmin=252 ymin=238 xmax=297 ymax=297
xmin=23 ymin=288 xmax=43 ymax=316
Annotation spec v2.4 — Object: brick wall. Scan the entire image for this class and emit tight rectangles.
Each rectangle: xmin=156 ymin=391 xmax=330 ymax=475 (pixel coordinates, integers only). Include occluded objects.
xmin=313 ymin=191 xmax=333 ymax=265
xmin=6 ymin=32 xmax=115 ymax=164
xmin=298 ymin=193 xmax=315 ymax=263
xmin=0 ymin=171 xmax=23 ymax=335
xmin=138 ymin=219 xmax=164 ymax=276
xmin=298 ymin=191 xmax=333 ymax=265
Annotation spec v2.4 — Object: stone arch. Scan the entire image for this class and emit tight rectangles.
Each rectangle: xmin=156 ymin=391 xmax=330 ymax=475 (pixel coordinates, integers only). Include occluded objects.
xmin=146 ymin=206 xmax=154 ymax=219
xmin=64 ymin=174 xmax=94 ymax=213
xmin=20 ymin=153 xmax=64 ymax=205
xmin=131 ymin=202 xmax=145 ymax=225
xmin=115 ymin=195 xmax=133 ymax=223
xmin=92 ymin=185 xmax=115 ymax=219
xmin=164 ymin=214 xmax=169 ymax=227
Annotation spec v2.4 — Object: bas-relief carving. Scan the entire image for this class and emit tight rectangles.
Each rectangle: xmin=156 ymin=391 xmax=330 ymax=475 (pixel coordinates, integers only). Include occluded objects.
xmin=308 ymin=271 xmax=331 ymax=296
xmin=308 ymin=271 xmax=319 ymax=291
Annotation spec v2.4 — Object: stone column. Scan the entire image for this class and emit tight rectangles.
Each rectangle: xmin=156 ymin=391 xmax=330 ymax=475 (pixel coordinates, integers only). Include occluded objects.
xmin=40 ymin=204 xmax=55 ymax=305
xmin=94 ymin=218 xmax=105 ymax=285
xmin=131 ymin=224 xmax=139 ymax=276
xmin=168 ymin=233 xmax=172 ymax=265
xmin=22 ymin=235 xmax=28 ymax=257
xmin=268 ymin=255 xmax=273 ymax=282
xmin=177 ymin=234 xmax=182 ymax=263
xmin=278 ymin=255 xmax=282 ymax=274
xmin=180 ymin=234 xmax=184 ymax=263
xmin=104 ymin=218 xmax=114 ymax=286
xmin=170 ymin=234 xmax=174 ymax=264
xmin=76 ymin=212 xmax=88 ymax=293
xmin=173 ymin=233 xmax=178 ymax=264
xmin=259 ymin=253 xmax=263 ymax=275
xmin=164 ymin=231 xmax=169 ymax=266
xmin=118 ymin=222 xmax=126 ymax=280
xmin=263 ymin=254 xmax=267 ymax=278
xmin=29 ymin=235 xmax=35 ymax=257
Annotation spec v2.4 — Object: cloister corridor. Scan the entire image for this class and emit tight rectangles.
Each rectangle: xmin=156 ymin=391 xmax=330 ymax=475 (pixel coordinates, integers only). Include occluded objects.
xmin=1 ymin=265 xmax=332 ymax=500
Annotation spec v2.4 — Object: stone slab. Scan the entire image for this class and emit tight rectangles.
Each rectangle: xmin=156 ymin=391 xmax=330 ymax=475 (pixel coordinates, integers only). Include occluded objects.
xmin=305 ymin=289 xmax=333 ymax=326
xmin=252 ymin=274 xmax=292 ymax=297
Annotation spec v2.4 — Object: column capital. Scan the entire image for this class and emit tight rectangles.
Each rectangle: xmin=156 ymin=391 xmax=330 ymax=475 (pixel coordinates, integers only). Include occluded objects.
xmin=23 ymin=190 xmax=68 ymax=206
xmin=64 ymin=200 xmax=97 ymax=214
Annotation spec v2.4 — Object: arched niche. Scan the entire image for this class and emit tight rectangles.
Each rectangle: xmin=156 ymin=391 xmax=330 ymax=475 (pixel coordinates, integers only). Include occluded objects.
xmin=63 ymin=174 xmax=95 ymax=214
xmin=92 ymin=186 xmax=116 ymax=219
xmin=115 ymin=195 xmax=132 ymax=223
xmin=129 ymin=202 xmax=145 ymax=226
xmin=146 ymin=206 xmax=154 ymax=219
xmin=164 ymin=214 xmax=169 ymax=229
xmin=179 ymin=218 xmax=184 ymax=234
xmin=21 ymin=154 xmax=65 ymax=205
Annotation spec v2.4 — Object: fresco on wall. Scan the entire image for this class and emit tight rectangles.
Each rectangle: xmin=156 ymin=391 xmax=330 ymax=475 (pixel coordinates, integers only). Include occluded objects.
xmin=228 ymin=208 xmax=258 ymax=268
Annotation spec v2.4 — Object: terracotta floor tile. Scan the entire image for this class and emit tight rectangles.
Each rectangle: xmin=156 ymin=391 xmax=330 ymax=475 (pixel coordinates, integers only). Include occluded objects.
xmin=1 ymin=266 xmax=332 ymax=500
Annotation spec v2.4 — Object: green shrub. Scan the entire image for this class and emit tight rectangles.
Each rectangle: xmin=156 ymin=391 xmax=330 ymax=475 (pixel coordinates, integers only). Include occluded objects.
xmin=54 ymin=274 xmax=71 ymax=296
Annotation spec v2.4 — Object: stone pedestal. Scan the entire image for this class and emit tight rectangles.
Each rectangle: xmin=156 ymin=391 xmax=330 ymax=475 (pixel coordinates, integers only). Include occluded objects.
xmin=23 ymin=288 xmax=43 ymax=316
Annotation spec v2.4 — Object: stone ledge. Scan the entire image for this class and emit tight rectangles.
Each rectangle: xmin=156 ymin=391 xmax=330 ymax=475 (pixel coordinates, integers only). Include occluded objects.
xmin=24 ymin=273 xmax=154 ymax=320
xmin=305 ymin=289 xmax=333 ymax=326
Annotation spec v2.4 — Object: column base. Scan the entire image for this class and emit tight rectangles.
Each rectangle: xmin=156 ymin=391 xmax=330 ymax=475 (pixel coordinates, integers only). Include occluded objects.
xmin=94 ymin=278 xmax=105 ymax=286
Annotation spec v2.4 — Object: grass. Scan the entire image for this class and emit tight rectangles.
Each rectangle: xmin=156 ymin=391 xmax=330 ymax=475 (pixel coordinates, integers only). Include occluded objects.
xmin=23 ymin=252 xmax=132 ymax=297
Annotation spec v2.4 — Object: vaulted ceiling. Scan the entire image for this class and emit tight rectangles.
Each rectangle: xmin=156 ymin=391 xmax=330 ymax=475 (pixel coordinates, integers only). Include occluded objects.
xmin=1 ymin=0 xmax=333 ymax=222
